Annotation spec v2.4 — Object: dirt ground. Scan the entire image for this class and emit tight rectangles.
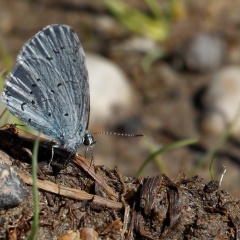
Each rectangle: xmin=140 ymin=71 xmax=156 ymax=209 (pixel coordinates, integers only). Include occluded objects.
xmin=0 ymin=1 xmax=240 ymax=239
xmin=0 ymin=125 xmax=239 ymax=239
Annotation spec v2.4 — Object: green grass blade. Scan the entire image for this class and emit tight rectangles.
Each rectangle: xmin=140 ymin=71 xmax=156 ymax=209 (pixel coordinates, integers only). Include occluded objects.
xmin=0 ymin=41 xmax=12 ymax=73
xmin=27 ymin=132 xmax=40 ymax=240
xmin=141 ymin=47 xmax=164 ymax=72
xmin=209 ymin=152 xmax=217 ymax=181
xmin=190 ymin=104 xmax=240 ymax=177
xmin=0 ymin=108 xmax=8 ymax=123
xmin=102 ymin=0 xmax=169 ymax=41
xmin=135 ymin=138 xmax=199 ymax=177
xmin=143 ymin=138 xmax=169 ymax=175
xmin=144 ymin=0 xmax=164 ymax=20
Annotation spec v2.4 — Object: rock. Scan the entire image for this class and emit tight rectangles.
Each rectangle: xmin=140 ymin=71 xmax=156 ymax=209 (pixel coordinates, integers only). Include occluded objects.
xmin=94 ymin=15 xmax=127 ymax=39
xmin=115 ymin=36 xmax=157 ymax=53
xmin=201 ymin=66 xmax=240 ymax=135
xmin=86 ymin=53 xmax=136 ymax=128
xmin=0 ymin=162 xmax=26 ymax=208
xmin=80 ymin=228 xmax=98 ymax=240
xmin=174 ymin=33 xmax=225 ymax=72
xmin=58 ymin=230 xmax=80 ymax=240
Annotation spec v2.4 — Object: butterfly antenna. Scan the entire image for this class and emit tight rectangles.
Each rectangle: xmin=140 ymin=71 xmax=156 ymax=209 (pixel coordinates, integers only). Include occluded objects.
xmin=93 ymin=132 xmax=144 ymax=137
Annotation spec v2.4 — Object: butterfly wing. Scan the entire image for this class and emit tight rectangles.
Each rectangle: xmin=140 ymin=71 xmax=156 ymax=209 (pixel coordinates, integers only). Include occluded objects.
xmin=1 ymin=25 xmax=90 ymax=151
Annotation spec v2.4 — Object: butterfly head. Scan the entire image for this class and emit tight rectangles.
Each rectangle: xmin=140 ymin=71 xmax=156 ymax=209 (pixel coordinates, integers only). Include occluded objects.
xmin=83 ymin=132 xmax=95 ymax=146
xmin=61 ymin=131 xmax=95 ymax=153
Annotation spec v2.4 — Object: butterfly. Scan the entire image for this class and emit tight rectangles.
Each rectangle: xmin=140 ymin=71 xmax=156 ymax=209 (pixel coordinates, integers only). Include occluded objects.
xmin=1 ymin=24 xmax=95 ymax=153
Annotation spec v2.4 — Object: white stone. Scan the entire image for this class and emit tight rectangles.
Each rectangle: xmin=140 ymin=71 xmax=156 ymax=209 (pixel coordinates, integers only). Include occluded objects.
xmin=86 ymin=53 xmax=135 ymax=128
xmin=202 ymin=66 xmax=240 ymax=135
xmin=116 ymin=36 xmax=157 ymax=53
xmin=175 ymin=33 xmax=225 ymax=72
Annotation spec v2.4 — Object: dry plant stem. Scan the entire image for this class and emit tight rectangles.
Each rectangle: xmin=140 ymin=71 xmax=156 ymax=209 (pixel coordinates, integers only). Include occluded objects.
xmin=18 ymin=125 xmax=119 ymax=201
xmin=101 ymin=219 xmax=123 ymax=235
xmin=17 ymin=170 xmax=122 ymax=209
xmin=114 ymin=167 xmax=129 ymax=239
xmin=121 ymin=205 xmax=130 ymax=239
xmin=73 ymin=156 xmax=118 ymax=201
xmin=5 ymin=125 xmax=49 ymax=143
xmin=1 ymin=125 xmax=118 ymax=202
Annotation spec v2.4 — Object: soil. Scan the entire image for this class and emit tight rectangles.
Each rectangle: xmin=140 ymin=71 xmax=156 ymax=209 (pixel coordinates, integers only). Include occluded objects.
xmin=0 ymin=126 xmax=240 ymax=239
xmin=0 ymin=1 xmax=240 ymax=239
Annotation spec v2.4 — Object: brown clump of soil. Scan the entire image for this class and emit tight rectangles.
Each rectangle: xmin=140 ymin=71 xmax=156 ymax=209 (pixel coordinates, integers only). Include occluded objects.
xmin=0 ymin=126 xmax=239 ymax=239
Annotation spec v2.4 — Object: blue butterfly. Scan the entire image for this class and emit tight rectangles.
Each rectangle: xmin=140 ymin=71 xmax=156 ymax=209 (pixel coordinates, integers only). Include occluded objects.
xmin=2 ymin=24 xmax=95 ymax=153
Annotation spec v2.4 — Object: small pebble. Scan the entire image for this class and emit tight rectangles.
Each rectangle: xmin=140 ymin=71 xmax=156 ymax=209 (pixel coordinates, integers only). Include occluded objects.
xmin=0 ymin=162 xmax=26 ymax=208
xmin=174 ymin=32 xmax=225 ymax=72
xmin=115 ymin=36 xmax=157 ymax=53
xmin=201 ymin=66 xmax=240 ymax=135
xmin=58 ymin=230 xmax=80 ymax=240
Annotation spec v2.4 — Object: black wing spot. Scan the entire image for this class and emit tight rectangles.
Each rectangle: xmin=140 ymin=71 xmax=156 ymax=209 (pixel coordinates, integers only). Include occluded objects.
xmin=32 ymin=100 xmax=35 ymax=105
xmin=73 ymin=59 xmax=76 ymax=62
xmin=51 ymin=89 xmax=55 ymax=93
xmin=29 ymin=91 xmax=33 ymax=94
xmin=21 ymin=103 xmax=27 ymax=111
xmin=37 ymin=78 xmax=41 ymax=82
xmin=72 ymin=46 xmax=78 ymax=54
xmin=5 ymin=91 xmax=11 ymax=97
xmin=53 ymin=49 xmax=60 ymax=54
xmin=60 ymin=46 xmax=65 ymax=50
xmin=48 ymin=112 xmax=51 ymax=117
xmin=57 ymin=83 xmax=62 ymax=87
xmin=28 ymin=118 xmax=31 ymax=123
xmin=64 ymin=113 xmax=69 ymax=116
xmin=32 ymin=83 xmax=37 ymax=87
xmin=46 ymin=56 xmax=53 ymax=61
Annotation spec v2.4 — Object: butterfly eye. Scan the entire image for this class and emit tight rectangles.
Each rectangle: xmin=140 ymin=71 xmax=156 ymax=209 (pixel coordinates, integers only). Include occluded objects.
xmin=83 ymin=133 xmax=95 ymax=146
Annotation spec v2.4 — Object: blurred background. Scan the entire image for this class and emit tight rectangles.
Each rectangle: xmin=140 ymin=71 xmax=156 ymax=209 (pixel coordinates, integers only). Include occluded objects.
xmin=0 ymin=0 xmax=240 ymax=197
